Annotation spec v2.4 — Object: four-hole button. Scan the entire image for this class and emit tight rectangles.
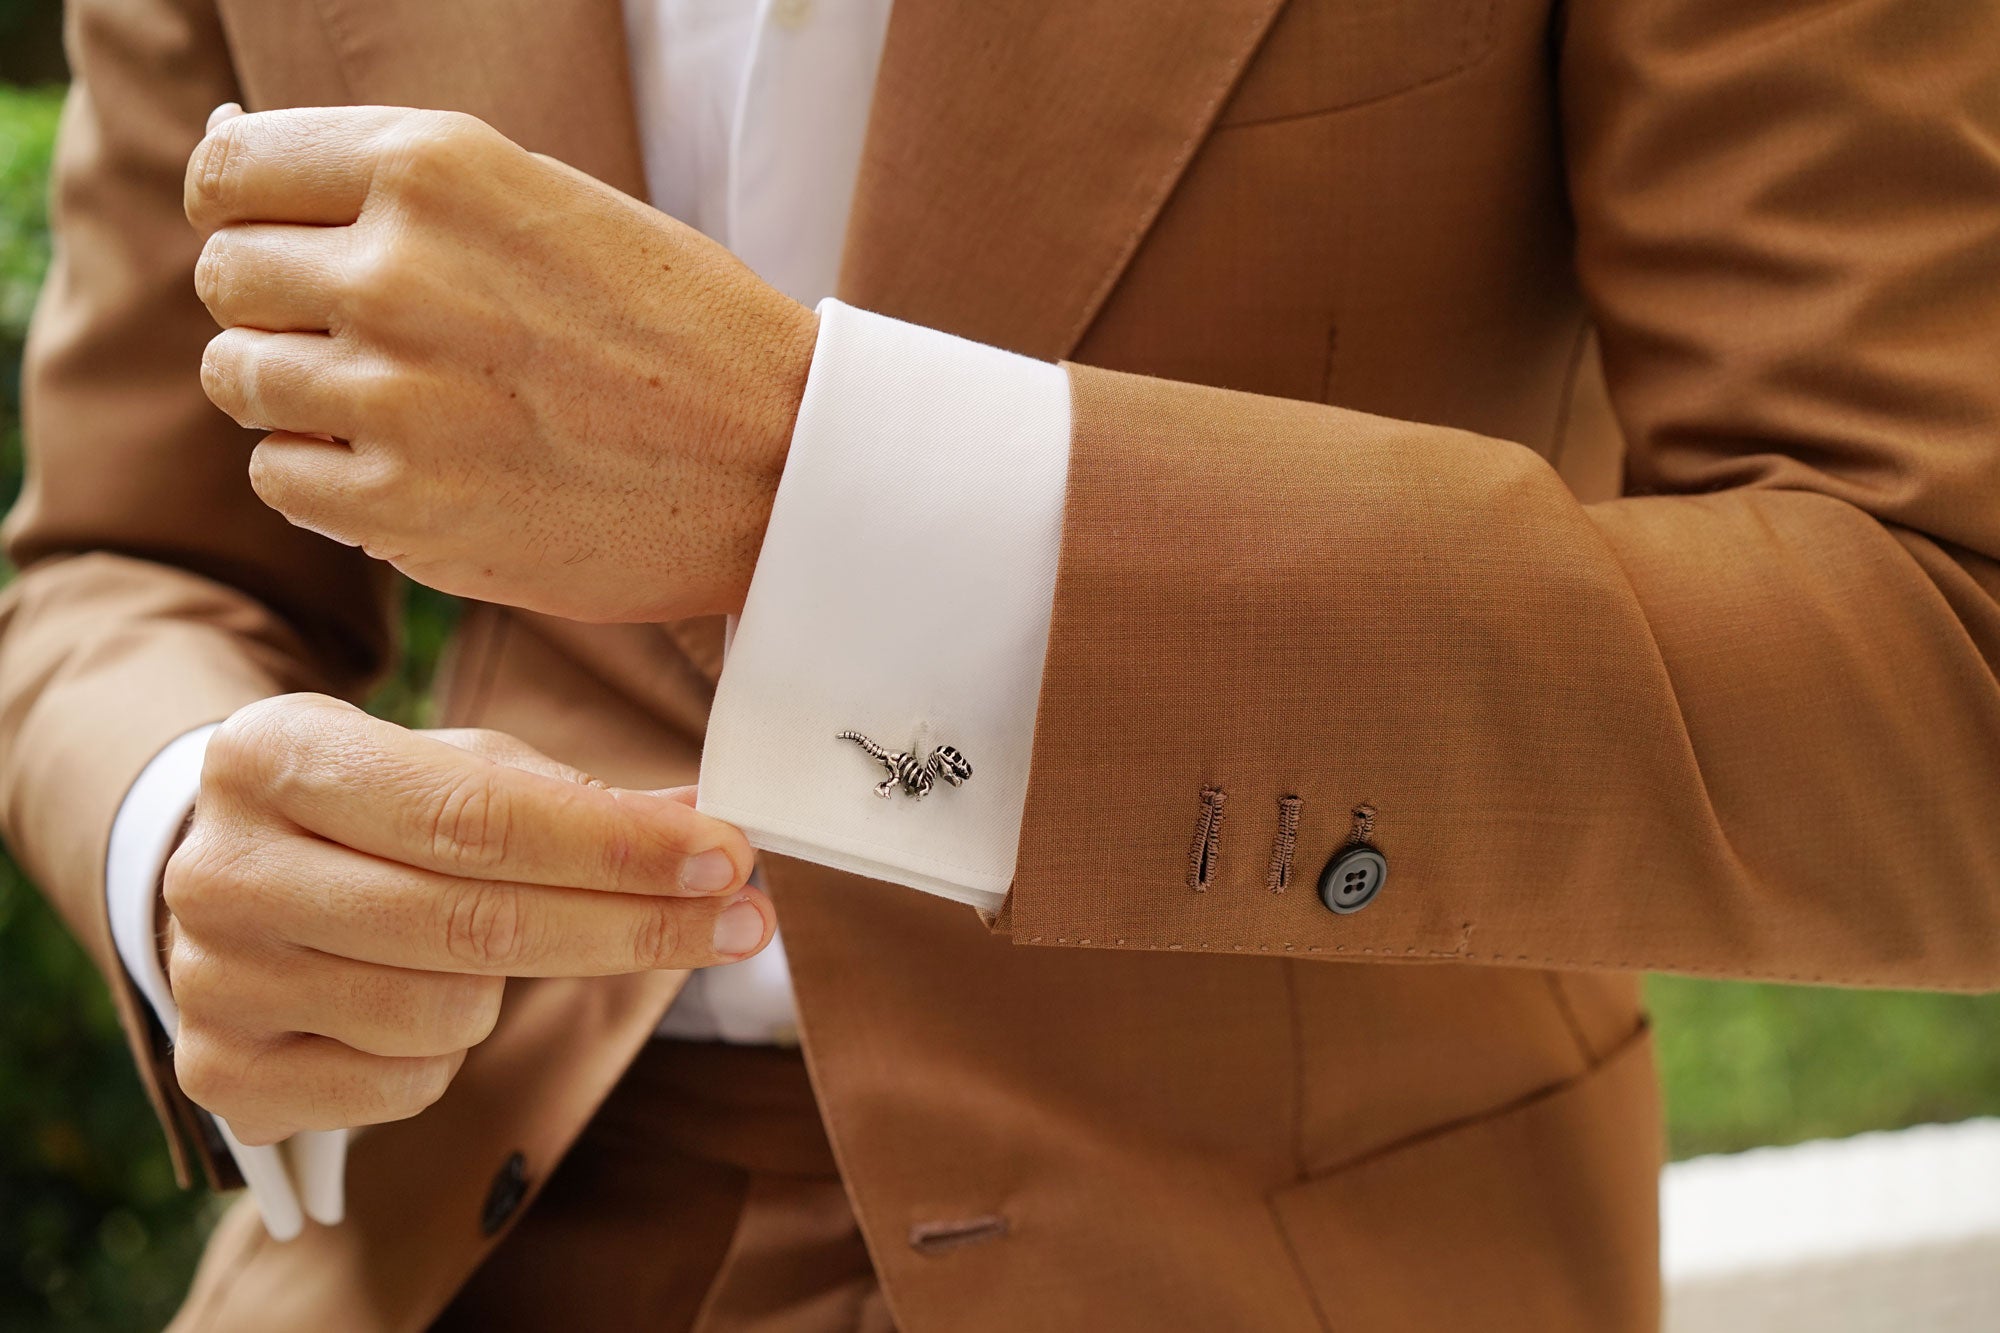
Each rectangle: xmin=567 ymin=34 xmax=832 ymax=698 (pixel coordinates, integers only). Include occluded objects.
xmin=1317 ymin=844 xmax=1387 ymax=915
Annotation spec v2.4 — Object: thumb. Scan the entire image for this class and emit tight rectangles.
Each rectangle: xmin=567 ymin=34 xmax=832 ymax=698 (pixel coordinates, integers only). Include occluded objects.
xmin=422 ymin=727 xmax=604 ymax=788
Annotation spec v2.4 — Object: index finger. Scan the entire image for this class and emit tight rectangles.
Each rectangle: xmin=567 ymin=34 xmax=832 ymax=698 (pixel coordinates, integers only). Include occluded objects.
xmin=185 ymin=105 xmax=412 ymax=232
xmin=221 ymin=698 xmax=753 ymax=896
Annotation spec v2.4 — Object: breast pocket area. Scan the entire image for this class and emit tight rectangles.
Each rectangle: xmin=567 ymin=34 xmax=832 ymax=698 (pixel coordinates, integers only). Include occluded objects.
xmin=1217 ymin=0 xmax=1502 ymax=129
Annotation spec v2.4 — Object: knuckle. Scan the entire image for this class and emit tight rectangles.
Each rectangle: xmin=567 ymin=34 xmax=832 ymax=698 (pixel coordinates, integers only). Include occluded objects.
xmin=163 ymin=934 xmax=219 ymax=1011
xmin=186 ymin=120 xmax=244 ymax=225
xmin=203 ymin=703 xmax=278 ymax=789
xmin=160 ymin=834 xmax=213 ymax=922
xmin=370 ymin=1053 xmax=456 ymax=1124
xmin=441 ymin=975 xmax=505 ymax=1049
xmin=593 ymin=791 xmax=640 ymax=892
xmin=350 ymin=366 xmax=416 ymax=433
xmin=162 ymin=827 xmax=257 ymax=930
xmin=379 ymin=973 xmax=499 ymax=1054
xmin=599 ymin=790 xmax=695 ymax=888
xmin=194 ymin=234 xmax=233 ymax=314
xmin=631 ymin=901 xmax=685 ymax=970
xmin=443 ymin=882 xmax=529 ymax=971
xmin=337 ymin=240 xmax=410 ymax=329
xmin=426 ymin=775 xmax=512 ymax=873
xmin=373 ymin=111 xmax=484 ymax=199
xmin=422 ymin=109 xmax=494 ymax=151
xmin=401 ymin=1054 xmax=457 ymax=1117
xmin=173 ymin=1030 xmax=246 ymax=1116
xmin=219 ymin=693 xmax=350 ymax=810
xmin=206 ymin=699 xmax=283 ymax=796
xmin=200 ymin=331 xmax=247 ymax=417
xmin=244 ymin=441 xmax=289 ymax=511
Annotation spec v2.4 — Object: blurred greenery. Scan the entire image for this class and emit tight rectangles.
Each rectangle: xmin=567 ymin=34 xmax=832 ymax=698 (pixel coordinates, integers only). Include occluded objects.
xmin=0 ymin=0 xmax=65 ymax=86
xmin=1 ymin=57 xmax=1998 ymax=1333
xmin=1649 ymin=977 xmax=2000 ymax=1158
xmin=0 ymin=80 xmax=57 ymax=505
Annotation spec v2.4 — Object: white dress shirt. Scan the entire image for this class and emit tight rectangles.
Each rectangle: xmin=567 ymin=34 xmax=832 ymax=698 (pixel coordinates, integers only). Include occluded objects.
xmin=105 ymin=0 xmax=1071 ymax=1234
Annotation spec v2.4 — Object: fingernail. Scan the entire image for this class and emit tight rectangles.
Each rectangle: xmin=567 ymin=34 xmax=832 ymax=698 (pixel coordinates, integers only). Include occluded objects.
xmin=711 ymin=899 xmax=766 ymax=957
xmin=679 ymin=849 xmax=737 ymax=894
xmin=208 ymin=102 xmax=244 ymax=132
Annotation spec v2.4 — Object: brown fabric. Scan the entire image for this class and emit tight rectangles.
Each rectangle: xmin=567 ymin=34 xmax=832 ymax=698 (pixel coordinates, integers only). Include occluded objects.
xmin=435 ymin=1040 xmax=891 ymax=1333
xmin=1270 ymin=1023 xmax=1661 ymax=1329
xmin=1004 ymin=0 xmax=2000 ymax=990
xmin=4 ymin=0 xmax=1996 ymax=1327
xmin=167 ymin=969 xmax=689 ymax=1331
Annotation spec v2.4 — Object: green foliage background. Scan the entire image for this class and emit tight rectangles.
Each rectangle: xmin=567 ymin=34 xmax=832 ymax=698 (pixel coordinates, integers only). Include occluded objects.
xmin=0 ymin=71 xmax=1997 ymax=1333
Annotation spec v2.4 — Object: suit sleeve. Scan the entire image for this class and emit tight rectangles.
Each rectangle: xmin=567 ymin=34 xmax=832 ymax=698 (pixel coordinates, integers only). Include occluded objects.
xmin=1001 ymin=0 xmax=2000 ymax=990
xmin=0 ymin=0 xmax=395 ymax=1184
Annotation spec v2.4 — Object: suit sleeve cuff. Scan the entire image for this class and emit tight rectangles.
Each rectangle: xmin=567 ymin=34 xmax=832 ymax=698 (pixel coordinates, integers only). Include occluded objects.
xmin=698 ymin=299 xmax=1072 ymax=913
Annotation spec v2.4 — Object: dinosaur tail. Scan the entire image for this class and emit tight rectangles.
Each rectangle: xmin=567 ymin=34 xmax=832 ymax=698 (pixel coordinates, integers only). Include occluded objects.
xmin=836 ymin=730 xmax=891 ymax=761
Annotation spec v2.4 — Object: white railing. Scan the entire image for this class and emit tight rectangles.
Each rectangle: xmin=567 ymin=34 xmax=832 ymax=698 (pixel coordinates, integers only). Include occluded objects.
xmin=1663 ymin=1118 xmax=2000 ymax=1331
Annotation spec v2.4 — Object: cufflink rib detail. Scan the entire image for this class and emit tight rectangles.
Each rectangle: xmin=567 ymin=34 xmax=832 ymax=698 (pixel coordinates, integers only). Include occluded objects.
xmin=837 ymin=731 xmax=973 ymax=800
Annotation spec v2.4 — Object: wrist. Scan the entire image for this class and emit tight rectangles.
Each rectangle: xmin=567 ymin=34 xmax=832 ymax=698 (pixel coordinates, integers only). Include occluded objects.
xmin=718 ymin=299 xmax=819 ymax=616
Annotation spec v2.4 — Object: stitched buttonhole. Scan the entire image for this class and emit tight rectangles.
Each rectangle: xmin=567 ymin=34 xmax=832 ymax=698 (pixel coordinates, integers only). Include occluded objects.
xmin=1266 ymin=795 xmax=1302 ymax=894
xmin=1348 ymin=802 xmax=1378 ymax=845
xmin=1187 ymin=785 xmax=1227 ymax=891
xmin=909 ymin=1214 xmax=1010 ymax=1256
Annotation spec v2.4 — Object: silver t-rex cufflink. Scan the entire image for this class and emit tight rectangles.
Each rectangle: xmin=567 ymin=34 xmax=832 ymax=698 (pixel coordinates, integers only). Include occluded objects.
xmin=836 ymin=731 xmax=973 ymax=799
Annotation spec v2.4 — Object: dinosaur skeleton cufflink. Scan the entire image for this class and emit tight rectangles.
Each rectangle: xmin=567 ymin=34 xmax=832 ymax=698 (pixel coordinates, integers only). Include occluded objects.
xmin=837 ymin=731 xmax=972 ymax=800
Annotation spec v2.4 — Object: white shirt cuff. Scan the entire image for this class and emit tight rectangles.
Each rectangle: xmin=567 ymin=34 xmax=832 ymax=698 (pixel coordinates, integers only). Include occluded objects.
xmin=106 ymin=722 xmax=342 ymax=1239
xmin=107 ymin=723 xmax=218 ymax=1033
xmin=698 ymin=299 xmax=1072 ymax=913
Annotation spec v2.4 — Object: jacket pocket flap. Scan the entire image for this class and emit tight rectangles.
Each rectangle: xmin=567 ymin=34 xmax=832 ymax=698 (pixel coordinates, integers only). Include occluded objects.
xmin=1270 ymin=1025 xmax=1662 ymax=1331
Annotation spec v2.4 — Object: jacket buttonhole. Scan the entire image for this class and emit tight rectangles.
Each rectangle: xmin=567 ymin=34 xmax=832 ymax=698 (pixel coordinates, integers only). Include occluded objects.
xmin=1187 ymin=785 xmax=1226 ymax=891
xmin=1266 ymin=795 xmax=1302 ymax=893
xmin=909 ymin=1214 xmax=1011 ymax=1256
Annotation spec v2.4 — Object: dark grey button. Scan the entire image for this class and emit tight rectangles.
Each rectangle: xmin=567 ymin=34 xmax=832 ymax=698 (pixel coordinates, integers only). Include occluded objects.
xmin=1318 ymin=844 xmax=1387 ymax=915
xmin=480 ymin=1152 xmax=530 ymax=1236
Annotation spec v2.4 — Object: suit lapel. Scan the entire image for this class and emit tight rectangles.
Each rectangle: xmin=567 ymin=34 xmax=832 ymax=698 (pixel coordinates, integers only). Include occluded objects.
xmin=310 ymin=0 xmax=650 ymax=200
xmin=839 ymin=0 xmax=1287 ymax=361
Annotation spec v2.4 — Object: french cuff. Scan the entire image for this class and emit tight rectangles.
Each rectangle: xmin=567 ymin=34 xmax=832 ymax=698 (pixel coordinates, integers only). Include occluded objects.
xmin=698 ymin=299 xmax=1072 ymax=915
xmin=107 ymin=722 xmax=344 ymax=1239
xmin=107 ymin=723 xmax=218 ymax=1032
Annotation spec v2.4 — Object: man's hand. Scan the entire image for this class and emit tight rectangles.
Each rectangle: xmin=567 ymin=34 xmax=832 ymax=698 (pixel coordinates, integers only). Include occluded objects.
xmin=162 ymin=694 xmax=771 ymax=1146
xmin=185 ymin=105 xmax=818 ymax=623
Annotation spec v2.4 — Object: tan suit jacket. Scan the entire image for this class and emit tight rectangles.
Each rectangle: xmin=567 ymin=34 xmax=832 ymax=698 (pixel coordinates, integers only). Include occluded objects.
xmin=5 ymin=0 xmax=1998 ymax=1327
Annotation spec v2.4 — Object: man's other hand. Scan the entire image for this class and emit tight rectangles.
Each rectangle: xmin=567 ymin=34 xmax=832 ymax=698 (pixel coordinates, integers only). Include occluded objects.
xmin=185 ymin=105 xmax=819 ymax=623
xmin=161 ymin=693 xmax=770 ymax=1146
